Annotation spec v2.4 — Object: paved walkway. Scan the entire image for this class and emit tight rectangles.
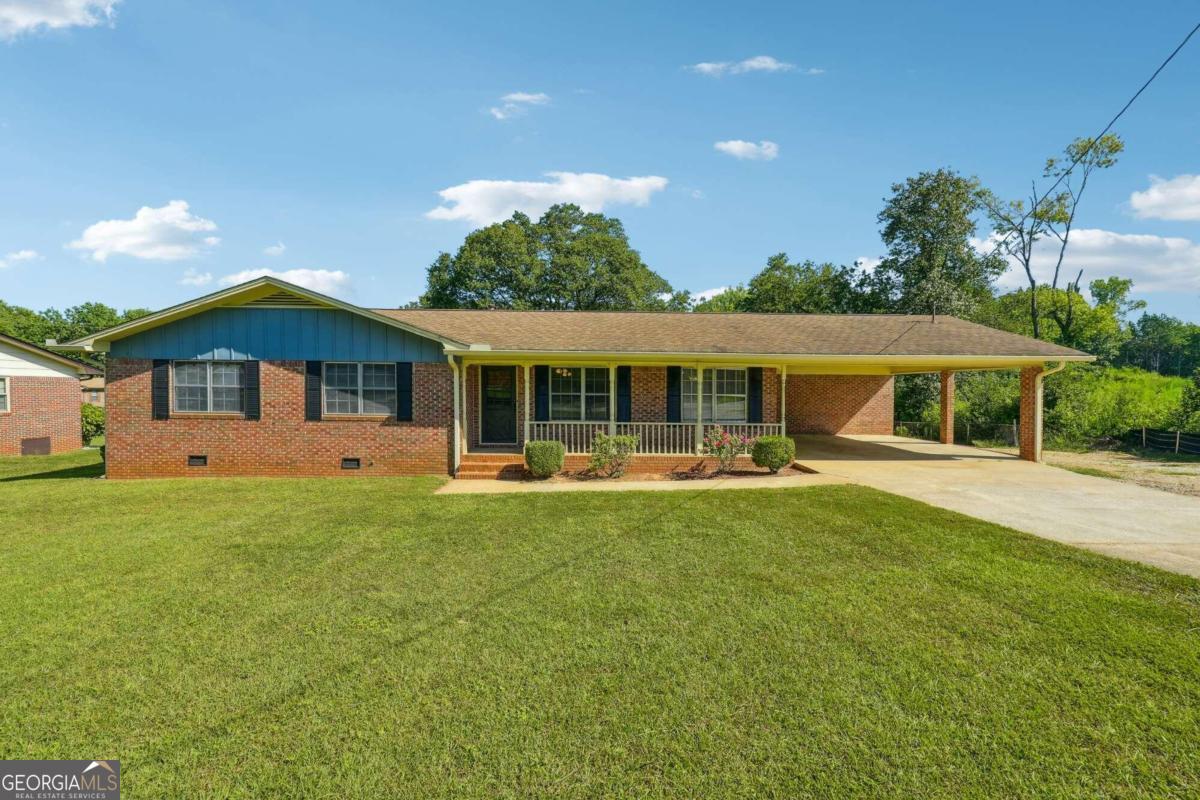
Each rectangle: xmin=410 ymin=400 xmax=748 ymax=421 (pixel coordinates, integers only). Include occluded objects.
xmin=794 ymin=435 xmax=1200 ymax=578
xmin=436 ymin=472 xmax=848 ymax=495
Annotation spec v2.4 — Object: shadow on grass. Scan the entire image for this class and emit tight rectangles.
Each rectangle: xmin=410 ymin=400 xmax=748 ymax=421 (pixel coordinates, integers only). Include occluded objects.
xmin=0 ymin=462 xmax=105 ymax=482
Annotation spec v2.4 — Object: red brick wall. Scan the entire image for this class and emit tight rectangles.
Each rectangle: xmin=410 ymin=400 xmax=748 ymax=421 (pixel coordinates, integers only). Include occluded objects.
xmin=106 ymin=359 xmax=453 ymax=478
xmin=1019 ymin=366 xmax=1040 ymax=462
xmin=0 ymin=376 xmax=82 ymax=456
xmin=785 ymin=375 xmax=894 ymax=435
xmin=630 ymin=367 xmax=666 ymax=422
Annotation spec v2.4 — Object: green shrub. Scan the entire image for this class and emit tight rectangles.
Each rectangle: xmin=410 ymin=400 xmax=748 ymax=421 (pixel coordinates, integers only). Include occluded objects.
xmin=81 ymin=403 xmax=105 ymax=445
xmin=524 ymin=440 xmax=564 ymax=478
xmin=587 ymin=433 xmax=639 ymax=477
xmin=751 ymin=435 xmax=795 ymax=473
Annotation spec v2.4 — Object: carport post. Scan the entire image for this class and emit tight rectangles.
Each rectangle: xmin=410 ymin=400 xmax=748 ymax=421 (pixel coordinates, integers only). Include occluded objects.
xmin=939 ymin=370 xmax=955 ymax=445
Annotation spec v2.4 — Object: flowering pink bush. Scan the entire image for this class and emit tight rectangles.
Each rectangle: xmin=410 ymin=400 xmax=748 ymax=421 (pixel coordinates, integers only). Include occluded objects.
xmin=702 ymin=426 xmax=755 ymax=473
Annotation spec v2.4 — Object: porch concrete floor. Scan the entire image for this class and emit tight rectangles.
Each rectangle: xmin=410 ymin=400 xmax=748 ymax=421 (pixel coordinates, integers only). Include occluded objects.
xmin=436 ymin=472 xmax=849 ymax=495
xmin=794 ymin=435 xmax=1200 ymax=578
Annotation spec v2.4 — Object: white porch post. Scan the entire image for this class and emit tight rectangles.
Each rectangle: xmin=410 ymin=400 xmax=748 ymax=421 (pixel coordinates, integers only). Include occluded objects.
xmin=694 ymin=363 xmax=704 ymax=455
xmin=448 ymin=355 xmax=461 ymax=474
xmin=780 ymin=365 xmax=787 ymax=435
xmin=523 ymin=363 xmax=531 ymax=447
xmin=608 ymin=363 xmax=617 ymax=435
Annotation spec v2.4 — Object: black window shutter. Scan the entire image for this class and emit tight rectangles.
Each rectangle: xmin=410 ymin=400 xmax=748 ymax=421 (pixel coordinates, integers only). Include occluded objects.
xmin=534 ymin=365 xmax=549 ymax=421
xmin=243 ymin=361 xmax=261 ymax=420
xmin=666 ymin=366 xmax=681 ymax=423
xmin=151 ymin=360 xmax=170 ymax=420
xmin=747 ymin=367 xmax=763 ymax=423
xmin=305 ymin=361 xmax=322 ymax=421
xmin=396 ymin=362 xmax=413 ymax=421
xmin=616 ymin=366 xmax=631 ymax=422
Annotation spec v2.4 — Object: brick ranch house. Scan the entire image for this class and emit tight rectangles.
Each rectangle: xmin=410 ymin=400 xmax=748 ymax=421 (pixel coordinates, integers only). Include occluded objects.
xmin=57 ymin=277 xmax=1091 ymax=479
xmin=1 ymin=333 xmax=100 ymax=456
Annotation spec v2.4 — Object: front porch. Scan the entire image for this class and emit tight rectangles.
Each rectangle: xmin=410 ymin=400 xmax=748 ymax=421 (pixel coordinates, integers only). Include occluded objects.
xmin=456 ymin=361 xmax=788 ymax=459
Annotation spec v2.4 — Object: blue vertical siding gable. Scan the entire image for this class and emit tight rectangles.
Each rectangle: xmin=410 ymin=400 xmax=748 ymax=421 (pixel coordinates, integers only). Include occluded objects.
xmin=110 ymin=307 xmax=445 ymax=362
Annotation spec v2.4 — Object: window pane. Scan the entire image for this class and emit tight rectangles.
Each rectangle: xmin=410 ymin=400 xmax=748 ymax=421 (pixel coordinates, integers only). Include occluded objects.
xmin=362 ymin=389 xmax=397 ymax=415
xmin=550 ymin=367 xmax=581 ymax=420
xmin=585 ymin=395 xmax=608 ymax=421
xmin=550 ymin=367 xmax=580 ymax=395
xmin=324 ymin=363 xmax=360 ymax=414
xmin=0 ymin=377 xmax=7 ymax=412
xmin=362 ymin=363 xmax=396 ymax=389
xmin=212 ymin=387 xmax=244 ymax=413
xmin=212 ymin=363 xmax=243 ymax=387
xmin=551 ymin=395 xmax=580 ymax=421
xmin=714 ymin=395 xmax=745 ymax=421
xmin=680 ymin=368 xmax=699 ymax=422
xmin=176 ymin=386 xmax=208 ymax=412
xmin=585 ymin=368 xmax=608 ymax=394
xmin=174 ymin=362 xmax=208 ymax=412
xmin=174 ymin=362 xmax=207 ymax=387
xmin=324 ymin=363 xmax=357 ymax=388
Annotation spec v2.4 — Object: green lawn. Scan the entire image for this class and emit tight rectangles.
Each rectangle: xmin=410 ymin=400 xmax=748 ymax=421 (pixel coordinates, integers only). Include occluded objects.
xmin=2 ymin=451 xmax=1198 ymax=798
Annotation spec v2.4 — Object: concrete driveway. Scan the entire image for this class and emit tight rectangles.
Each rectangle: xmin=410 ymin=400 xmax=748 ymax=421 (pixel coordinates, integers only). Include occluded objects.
xmin=794 ymin=435 xmax=1200 ymax=578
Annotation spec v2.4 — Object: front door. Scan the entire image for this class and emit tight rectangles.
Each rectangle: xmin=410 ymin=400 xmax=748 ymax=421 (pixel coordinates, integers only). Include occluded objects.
xmin=480 ymin=365 xmax=517 ymax=444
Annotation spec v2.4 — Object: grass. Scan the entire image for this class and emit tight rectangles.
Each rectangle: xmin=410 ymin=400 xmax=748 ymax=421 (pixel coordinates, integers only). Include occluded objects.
xmin=1060 ymin=465 xmax=1123 ymax=480
xmin=2 ymin=451 xmax=1199 ymax=798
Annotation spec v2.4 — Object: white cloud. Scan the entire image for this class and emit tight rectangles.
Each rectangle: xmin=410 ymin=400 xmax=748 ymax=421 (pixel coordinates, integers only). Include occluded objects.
xmin=688 ymin=55 xmax=801 ymax=77
xmin=693 ymin=286 xmax=729 ymax=302
xmin=218 ymin=268 xmax=350 ymax=295
xmin=0 ymin=0 xmax=118 ymax=40
xmin=426 ymin=171 xmax=669 ymax=226
xmin=489 ymin=91 xmax=551 ymax=120
xmin=179 ymin=268 xmax=212 ymax=287
xmin=68 ymin=200 xmax=219 ymax=262
xmin=714 ymin=139 xmax=779 ymax=161
xmin=263 ymin=241 xmax=286 ymax=257
xmin=983 ymin=228 xmax=1200 ymax=294
xmin=854 ymin=256 xmax=882 ymax=271
xmin=1129 ymin=174 xmax=1200 ymax=221
xmin=0 ymin=248 xmax=40 ymax=269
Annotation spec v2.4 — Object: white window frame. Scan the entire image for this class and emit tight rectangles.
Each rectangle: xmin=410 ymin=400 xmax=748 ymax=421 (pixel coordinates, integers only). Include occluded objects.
xmin=0 ymin=376 xmax=9 ymax=413
xmin=322 ymin=362 xmax=397 ymax=416
xmin=548 ymin=366 xmax=609 ymax=422
xmin=172 ymin=360 xmax=246 ymax=414
xmin=681 ymin=367 xmax=748 ymax=423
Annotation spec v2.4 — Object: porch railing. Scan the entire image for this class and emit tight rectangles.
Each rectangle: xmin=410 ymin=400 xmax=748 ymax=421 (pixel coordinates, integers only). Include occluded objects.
xmin=616 ymin=422 xmax=695 ymax=454
xmin=527 ymin=420 xmax=785 ymax=455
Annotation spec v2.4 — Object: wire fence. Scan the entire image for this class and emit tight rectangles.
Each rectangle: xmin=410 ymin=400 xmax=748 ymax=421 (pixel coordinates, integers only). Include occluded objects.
xmin=894 ymin=421 xmax=1200 ymax=456
xmin=893 ymin=420 xmax=1020 ymax=448
xmin=1125 ymin=427 xmax=1200 ymax=456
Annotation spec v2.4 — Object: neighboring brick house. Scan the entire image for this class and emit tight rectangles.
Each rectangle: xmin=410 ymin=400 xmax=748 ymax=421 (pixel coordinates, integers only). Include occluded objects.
xmin=0 ymin=333 xmax=99 ymax=456
xmin=82 ymin=376 xmax=105 ymax=407
xmin=59 ymin=277 xmax=1092 ymax=478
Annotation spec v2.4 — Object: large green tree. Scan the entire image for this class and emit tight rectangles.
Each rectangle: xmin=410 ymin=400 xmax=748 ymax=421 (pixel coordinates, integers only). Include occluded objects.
xmin=0 ymin=300 xmax=150 ymax=349
xmin=692 ymin=254 xmax=871 ymax=314
xmin=868 ymin=169 xmax=1005 ymax=318
xmin=421 ymin=204 xmax=686 ymax=310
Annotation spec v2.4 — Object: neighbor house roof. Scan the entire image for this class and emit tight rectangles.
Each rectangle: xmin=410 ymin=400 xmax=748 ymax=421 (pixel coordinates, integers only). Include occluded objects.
xmin=376 ymin=308 xmax=1090 ymax=361
xmin=0 ymin=332 xmax=102 ymax=375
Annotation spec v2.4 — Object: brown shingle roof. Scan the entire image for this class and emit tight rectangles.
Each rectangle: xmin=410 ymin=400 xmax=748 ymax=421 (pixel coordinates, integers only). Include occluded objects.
xmin=374 ymin=309 xmax=1089 ymax=359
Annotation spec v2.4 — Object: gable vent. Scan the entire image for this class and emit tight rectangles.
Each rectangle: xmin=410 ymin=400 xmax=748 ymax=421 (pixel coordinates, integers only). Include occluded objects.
xmin=241 ymin=291 xmax=325 ymax=308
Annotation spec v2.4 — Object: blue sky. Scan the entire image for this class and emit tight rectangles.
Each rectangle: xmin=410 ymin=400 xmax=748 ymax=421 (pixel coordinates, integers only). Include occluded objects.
xmin=1 ymin=0 xmax=1198 ymax=321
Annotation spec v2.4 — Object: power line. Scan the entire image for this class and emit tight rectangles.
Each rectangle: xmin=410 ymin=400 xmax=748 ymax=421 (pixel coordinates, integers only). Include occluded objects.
xmin=988 ymin=19 xmax=1200 ymax=260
